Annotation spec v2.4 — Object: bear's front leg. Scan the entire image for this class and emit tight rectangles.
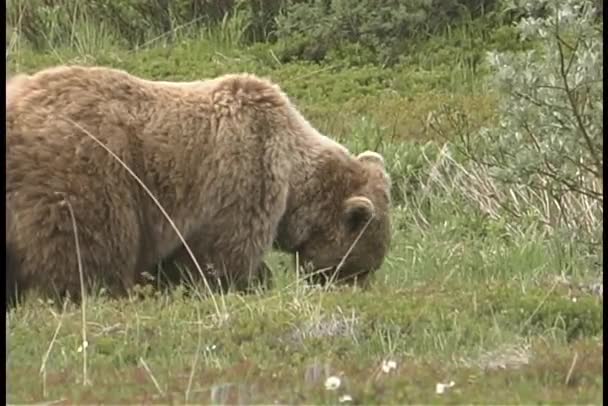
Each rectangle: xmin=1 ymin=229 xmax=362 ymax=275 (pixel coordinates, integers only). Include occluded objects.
xmin=155 ymin=160 xmax=289 ymax=295
xmin=156 ymin=239 xmax=274 ymax=295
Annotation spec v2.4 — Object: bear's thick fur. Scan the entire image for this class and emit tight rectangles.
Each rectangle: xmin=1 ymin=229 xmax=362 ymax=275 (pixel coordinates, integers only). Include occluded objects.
xmin=6 ymin=65 xmax=391 ymax=303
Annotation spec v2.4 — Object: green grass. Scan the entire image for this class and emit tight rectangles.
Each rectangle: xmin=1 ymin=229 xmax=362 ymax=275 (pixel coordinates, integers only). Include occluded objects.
xmin=6 ymin=15 xmax=603 ymax=405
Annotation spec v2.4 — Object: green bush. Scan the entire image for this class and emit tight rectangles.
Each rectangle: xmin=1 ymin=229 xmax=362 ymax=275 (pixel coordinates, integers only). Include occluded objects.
xmin=433 ymin=0 xmax=602 ymax=243
xmin=8 ymin=0 xmax=512 ymax=64
xmin=274 ymin=0 xmax=503 ymax=65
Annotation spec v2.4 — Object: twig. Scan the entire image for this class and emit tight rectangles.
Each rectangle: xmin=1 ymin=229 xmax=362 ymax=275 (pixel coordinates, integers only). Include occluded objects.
xmin=185 ymin=305 xmax=203 ymax=402
xmin=139 ymin=357 xmax=165 ymax=397
xmin=564 ymin=352 xmax=578 ymax=385
xmin=39 ymin=300 xmax=69 ymax=397
xmin=62 ymin=198 xmax=90 ymax=386
xmin=555 ymin=17 xmax=602 ymax=178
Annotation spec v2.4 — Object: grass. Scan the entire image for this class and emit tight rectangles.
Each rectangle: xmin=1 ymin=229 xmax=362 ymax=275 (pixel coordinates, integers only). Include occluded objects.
xmin=6 ymin=8 xmax=603 ymax=405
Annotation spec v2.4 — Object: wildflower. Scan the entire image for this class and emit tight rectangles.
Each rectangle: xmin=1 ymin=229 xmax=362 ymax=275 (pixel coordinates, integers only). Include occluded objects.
xmin=324 ymin=376 xmax=341 ymax=390
xmin=381 ymin=359 xmax=397 ymax=373
xmin=339 ymin=394 xmax=353 ymax=403
xmin=77 ymin=340 xmax=89 ymax=353
xmin=435 ymin=380 xmax=455 ymax=394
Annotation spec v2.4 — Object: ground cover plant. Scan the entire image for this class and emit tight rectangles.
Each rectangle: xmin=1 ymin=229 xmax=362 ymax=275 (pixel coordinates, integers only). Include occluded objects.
xmin=6 ymin=0 xmax=602 ymax=403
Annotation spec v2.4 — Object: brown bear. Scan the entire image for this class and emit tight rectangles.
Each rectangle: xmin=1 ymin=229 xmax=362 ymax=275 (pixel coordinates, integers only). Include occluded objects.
xmin=6 ymin=65 xmax=392 ymax=304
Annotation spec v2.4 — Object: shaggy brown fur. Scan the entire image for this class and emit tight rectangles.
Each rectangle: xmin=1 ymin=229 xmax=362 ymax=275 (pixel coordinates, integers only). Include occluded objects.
xmin=6 ymin=65 xmax=391 ymax=304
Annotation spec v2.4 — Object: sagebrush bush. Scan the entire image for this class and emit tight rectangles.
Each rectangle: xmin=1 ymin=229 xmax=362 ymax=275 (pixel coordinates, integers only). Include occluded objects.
xmin=432 ymin=0 xmax=602 ymax=243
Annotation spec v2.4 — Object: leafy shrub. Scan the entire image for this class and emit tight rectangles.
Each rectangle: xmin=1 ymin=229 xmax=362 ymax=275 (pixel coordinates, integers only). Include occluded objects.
xmin=8 ymin=0 xmax=522 ymax=63
xmin=432 ymin=0 xmax=603 ymax=241
xmin=274 ymin=0 xmax=503 ymax=65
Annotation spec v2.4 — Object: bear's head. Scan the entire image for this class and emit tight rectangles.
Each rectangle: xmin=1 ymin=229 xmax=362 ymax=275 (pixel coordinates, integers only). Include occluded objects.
xmin=279 ymin=150 xmax=392 ymax=287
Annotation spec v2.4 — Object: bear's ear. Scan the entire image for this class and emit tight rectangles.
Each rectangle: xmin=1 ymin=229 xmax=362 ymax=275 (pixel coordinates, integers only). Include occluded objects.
xmin=357 ymin=151 xmax=385 ymax=168
xmin=344 ymin=196 xmax=375 ymax=232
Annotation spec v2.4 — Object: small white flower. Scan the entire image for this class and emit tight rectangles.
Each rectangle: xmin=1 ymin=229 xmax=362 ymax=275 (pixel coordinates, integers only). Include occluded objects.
xmin=381 ymin=359 xmax=397 ymax=373
xmin=435 ymin=381 xmax=455 ymax=394
xmin=324 ymin=376 xmax=341 ymax=390
xmin=572 ymin=297 xmax=577 ymax=303
xmin=339 ymin=394 xmax=353 ymax=403
xmin=77 ymin=340 xmax=89 ymax=353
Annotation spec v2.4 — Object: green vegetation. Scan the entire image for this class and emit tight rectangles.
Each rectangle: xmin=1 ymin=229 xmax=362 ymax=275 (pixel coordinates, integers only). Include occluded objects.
xmin=6 ymin=0 xmax=602 ymax=404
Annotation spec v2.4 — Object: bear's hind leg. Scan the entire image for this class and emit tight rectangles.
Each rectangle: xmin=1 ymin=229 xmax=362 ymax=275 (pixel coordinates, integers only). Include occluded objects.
xmin=10 ymin=195 xmax=142 ymax=304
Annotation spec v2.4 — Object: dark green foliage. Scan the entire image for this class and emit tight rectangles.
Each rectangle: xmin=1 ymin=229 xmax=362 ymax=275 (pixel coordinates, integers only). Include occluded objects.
xmin=274 ymin=0 xmax=504 ymax=65
xmin=8 ymin=0 xmax=512 ymax=64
